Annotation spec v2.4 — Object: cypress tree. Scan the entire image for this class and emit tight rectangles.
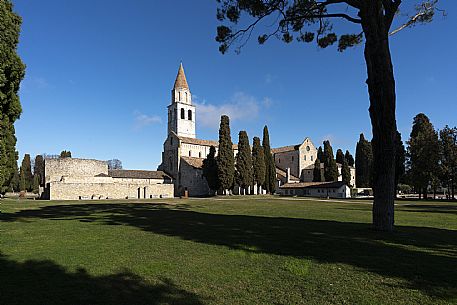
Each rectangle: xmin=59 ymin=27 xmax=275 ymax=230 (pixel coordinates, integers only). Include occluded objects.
xmin=262 ymin=126 xmax=276 ymax=194
xmin=252 ymin=137 xmax=266 ymax=194
xmin=342 ymin=159 xmax=352 ymax=186
xmin=235 ymin=131 xmax=253 ymax=194
xmin=345 ymin=150 xmax=355 ymax=167
xmin=317 ymin=146 xmax=324 ymax=162
xmin=323 ymin=140 xmax=338 ymax=182
xmin=0 ymin=1 xmax=25 ymax=193
xmin=19 ymin=154 xmax=33 ymax=192
xmin=407 ymin=113 xmax=440 ymax=199
xmin=34 ymin=155 xmax=45 ymax=186
xmin=312 ymin=159 xmax=323 ymax=182
xmin=355 ymin=133 xmax=373 ymax=188
xmin=203 ymin=146 xmax=219 ymax=194
xmin=395 ymin=131 xmax=406 ymax=192
xmin=10 ymin=167 xmax=19 ymax=192
xmin=336 ymin=149 xmax=345 ymax=164
xmin=217 ymin=115 xmax=235 ymax=194
xmin=32 ymin=174 xmax=40 ymax=193
xmin=439 ymin=126 xmax=457 ymax=199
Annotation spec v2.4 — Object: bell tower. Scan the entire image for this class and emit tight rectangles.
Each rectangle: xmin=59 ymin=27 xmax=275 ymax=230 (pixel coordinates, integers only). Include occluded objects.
xmin=167 ymin=63 xmax=196 ymax=138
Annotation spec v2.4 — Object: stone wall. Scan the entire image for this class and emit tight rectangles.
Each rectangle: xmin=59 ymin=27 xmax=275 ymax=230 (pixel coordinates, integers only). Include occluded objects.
xmin=49 ymin=180 xmax=174 ymax=200
xmin=45 ymin=158 xmax=108 ymax=183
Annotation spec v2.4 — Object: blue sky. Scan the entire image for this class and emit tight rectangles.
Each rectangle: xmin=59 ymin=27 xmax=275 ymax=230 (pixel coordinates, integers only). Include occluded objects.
xmin=12 ymin=0 xmax=457 ymax=170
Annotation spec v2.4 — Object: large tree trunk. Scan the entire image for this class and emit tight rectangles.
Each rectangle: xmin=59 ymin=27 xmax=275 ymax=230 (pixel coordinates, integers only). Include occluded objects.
xmin=361 ymin=3 xmax=397 ymax=232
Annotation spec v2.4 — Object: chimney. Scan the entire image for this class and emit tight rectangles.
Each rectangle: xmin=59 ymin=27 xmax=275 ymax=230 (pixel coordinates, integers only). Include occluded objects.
xmin=286 ymin=168 xmax=291 ymax=184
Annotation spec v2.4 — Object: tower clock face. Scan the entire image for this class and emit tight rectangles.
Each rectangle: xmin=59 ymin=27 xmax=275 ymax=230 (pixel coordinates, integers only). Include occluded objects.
xmin=306 ymin=146 xmax=310 ymax=152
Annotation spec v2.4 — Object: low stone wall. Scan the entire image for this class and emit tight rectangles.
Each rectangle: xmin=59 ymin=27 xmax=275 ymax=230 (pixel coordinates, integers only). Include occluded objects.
xmin=49 ymin=181 xmax=174 ymax=200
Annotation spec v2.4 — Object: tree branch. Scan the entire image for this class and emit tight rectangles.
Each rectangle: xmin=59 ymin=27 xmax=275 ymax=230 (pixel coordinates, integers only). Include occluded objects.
xmin=389 ymin=9 xmax=426 ymax=35
xmin=285 ymin=13 xmax=361 ymax=24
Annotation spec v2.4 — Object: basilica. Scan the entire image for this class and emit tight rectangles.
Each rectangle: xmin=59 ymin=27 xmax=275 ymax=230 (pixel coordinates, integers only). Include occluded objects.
xmin=157 ymin=64 xmax=355 ymax=197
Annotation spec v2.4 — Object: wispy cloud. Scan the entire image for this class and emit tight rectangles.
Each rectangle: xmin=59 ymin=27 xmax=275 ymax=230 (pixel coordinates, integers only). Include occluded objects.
xmin=20 ymin=76 xmax=51 ymax=91
xmin=133 ymin=111 xmax=162 ymax=130
xmin=264 ymin=73 xmax=276 ymax=84
xmin=194 ymin=92 xmax=271 ymax=129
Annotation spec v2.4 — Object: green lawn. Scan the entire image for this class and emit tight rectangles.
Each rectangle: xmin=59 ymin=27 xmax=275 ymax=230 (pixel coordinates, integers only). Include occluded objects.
xmin=0 ymin=196 xmax=456 ymax=305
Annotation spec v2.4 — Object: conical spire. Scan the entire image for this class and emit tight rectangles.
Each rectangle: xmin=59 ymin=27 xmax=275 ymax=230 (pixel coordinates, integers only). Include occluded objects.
xmin=173 ymin=63 xmax=189 ymax=89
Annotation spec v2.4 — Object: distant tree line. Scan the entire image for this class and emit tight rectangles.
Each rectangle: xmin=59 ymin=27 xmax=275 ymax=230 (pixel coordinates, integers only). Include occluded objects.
xmin=202 ymin=115 xmax=276 ymax=195
xmin=353 ymin=112 xmax=457 ymax=200
xmin=6 ymin=150 xmax=73 ymax=194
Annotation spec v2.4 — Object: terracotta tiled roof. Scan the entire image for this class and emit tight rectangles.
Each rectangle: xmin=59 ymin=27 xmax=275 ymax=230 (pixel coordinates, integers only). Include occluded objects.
xmin=109 ymin=170 xmax=171 ymax=180
xmin=177 ymin=136 xmax=238 ymax=150
xmin=95 ymin=173 xmax=110 ymax=177
xmin=271 ymin=144 xmax=300 ymax=154
xmin=178 ymin=136 xmax=218 ymax=147
xmin=280 ymin=181 xmax=346 ymax=189
xmin=174 ymin=63 xmax=189 ymax=89
xmin=181 ymin=156 xmax=204 ymax=169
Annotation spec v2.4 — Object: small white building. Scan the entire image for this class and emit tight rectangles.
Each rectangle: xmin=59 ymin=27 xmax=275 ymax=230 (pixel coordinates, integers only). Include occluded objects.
xmin=278 ymin=181 xmax=351 ymax=199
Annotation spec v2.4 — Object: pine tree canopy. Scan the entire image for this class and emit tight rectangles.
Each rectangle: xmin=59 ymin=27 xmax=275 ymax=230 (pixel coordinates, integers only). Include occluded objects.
xmin=217 ymin=115 xmax=235 ymax=191
xmin=60 ymin=151 xmax=72 ymax=158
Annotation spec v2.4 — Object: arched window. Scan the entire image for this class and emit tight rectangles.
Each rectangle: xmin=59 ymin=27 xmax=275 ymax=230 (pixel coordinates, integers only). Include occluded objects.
xmin=185 ymin=92 xmax=188 ymax=102
xmin=304 ymin=155 xmax=306 ymax=161
xmin=311 ymin=155 xmax=313 ymax=161
xmin=188 ymin=110 xmax=192 ymax=121
xmin=181 ymin=108 xmax=185 ymax=119
xmin=178 ymin=91 xmax=181 ymax=101
xmin=170 ymin=137 xmax=173 ymax=145
xmin=199 ymin=152 xmax=201 ymax=158
xmin=189 ymin=151 xmax=191 ymax=157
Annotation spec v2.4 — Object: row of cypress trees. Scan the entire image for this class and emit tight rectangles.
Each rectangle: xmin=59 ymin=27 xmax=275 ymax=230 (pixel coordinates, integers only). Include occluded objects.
xmin=8 ymin=150 xmax=71 ymax=193
xmin=203 ymin=115 xmax=276 ymax=195
xmin=8 ymin=154 xmax=44 ymax=193
xmin=312 ymin=141 xmax=354 ymax=186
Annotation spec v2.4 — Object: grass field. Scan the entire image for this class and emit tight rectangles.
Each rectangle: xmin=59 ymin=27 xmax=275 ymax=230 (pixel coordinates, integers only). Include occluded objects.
xmin=0 ymin=196 xmax=456 ymax=305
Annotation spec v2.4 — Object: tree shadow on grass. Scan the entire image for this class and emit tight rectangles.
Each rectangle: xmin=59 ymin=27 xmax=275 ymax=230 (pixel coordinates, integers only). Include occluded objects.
xmin=1 ymin=202 xmax=457 ymax=300
xmin=0 ymin=253 xmax=204 ymax=305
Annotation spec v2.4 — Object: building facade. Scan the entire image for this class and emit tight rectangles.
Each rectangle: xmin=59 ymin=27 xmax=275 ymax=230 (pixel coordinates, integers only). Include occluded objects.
xmin=273 ymin=140 xmax=356 ymax=188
